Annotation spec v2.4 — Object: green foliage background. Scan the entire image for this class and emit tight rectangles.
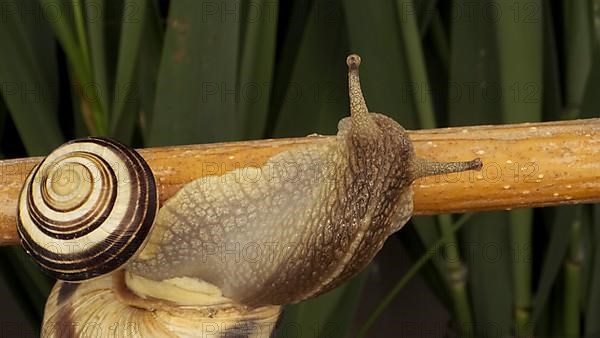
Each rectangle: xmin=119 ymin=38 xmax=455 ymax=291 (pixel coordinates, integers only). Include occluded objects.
xmin=0 ymin=0 xmax=599 ymax=337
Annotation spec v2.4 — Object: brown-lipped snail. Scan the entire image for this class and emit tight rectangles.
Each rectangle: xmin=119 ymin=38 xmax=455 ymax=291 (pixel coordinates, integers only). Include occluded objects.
xmin=18 ymin=54 xmax=482 ymax=337
xmin=17 ymin=137 xmax=158 ymax=282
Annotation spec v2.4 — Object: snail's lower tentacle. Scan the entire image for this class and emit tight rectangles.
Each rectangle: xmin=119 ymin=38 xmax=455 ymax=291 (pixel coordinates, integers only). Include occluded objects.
xmin=411 ymin=156 xmax=483 ymax=181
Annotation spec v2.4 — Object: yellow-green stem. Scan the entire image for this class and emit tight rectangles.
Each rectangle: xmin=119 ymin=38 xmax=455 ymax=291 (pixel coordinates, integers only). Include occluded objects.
xmin=510 ymin=209 xmax=533 ymax=337
xmin=439 ymin=214 xmax=474 ymax=335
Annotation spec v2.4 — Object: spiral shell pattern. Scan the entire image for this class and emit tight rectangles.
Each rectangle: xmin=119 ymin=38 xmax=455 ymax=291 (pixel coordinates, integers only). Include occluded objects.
xmin=17 ymin=137 xmax=158 ymax=282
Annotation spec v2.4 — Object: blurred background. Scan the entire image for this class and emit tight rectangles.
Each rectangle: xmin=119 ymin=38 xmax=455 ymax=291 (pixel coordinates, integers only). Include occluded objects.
xmin=0 ymin=0 xmax=599 ymax=337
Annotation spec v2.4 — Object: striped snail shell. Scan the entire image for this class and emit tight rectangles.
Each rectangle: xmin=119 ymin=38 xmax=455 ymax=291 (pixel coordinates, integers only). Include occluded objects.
xmin=17 ymin=137 xmax=158 ymax=282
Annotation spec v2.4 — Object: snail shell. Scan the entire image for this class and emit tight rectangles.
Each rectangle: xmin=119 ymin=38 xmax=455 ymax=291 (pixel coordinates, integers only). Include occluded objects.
xmin=17 ymin=137 xmax=158 ymax=282
xmin=42 ymin=273 xmax=281 ymax=338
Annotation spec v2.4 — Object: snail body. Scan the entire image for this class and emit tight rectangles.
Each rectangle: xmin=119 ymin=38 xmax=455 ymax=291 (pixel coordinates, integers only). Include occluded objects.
xmin=18 ymin=54 xmax=482 ymax=337
xmin=128 ymin=54 xmax=481 ymax=307
xmin=128 ymin=112 xmax=414 ymax=307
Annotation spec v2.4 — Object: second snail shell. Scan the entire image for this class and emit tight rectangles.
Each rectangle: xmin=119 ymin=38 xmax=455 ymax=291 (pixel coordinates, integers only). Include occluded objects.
xmin=42 ymin=272 xmax=281 ymax=337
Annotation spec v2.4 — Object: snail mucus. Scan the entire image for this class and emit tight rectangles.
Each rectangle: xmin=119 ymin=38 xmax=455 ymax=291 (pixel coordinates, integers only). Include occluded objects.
xmin=17 ymin=54 xmax=482 ymax=337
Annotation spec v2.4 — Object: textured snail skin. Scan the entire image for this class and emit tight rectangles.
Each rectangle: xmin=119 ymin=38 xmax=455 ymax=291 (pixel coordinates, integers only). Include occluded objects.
xmin=128 ymin=114 xmax=414 ymax=307
xmin=17 ymin=137 xmax=158 ymax=281
xmin=127 ymin=55 xmax=481 ymax=307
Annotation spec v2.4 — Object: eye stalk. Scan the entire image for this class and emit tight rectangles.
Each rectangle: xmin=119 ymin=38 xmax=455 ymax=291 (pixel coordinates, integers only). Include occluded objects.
xmin=347 ymin=53 xmax=368 ymax=117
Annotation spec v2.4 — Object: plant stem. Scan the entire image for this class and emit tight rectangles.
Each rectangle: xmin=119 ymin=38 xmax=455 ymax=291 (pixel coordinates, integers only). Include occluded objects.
xmin=438 ymin=214 xmax=474 ymax=335
xmin=511 ymin=210 xmax=533 ymax=337
xmin=560 ymin=1 xmax=587 ymax=336
xmin=39 ymin=0 xmax=87 ymax=82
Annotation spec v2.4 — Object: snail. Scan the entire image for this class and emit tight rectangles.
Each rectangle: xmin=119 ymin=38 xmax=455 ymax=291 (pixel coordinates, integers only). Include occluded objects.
xmin=17 ymin=54 xmax=482 ymax=337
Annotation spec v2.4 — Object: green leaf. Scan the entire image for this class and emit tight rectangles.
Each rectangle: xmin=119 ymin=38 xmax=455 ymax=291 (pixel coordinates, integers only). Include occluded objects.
xmin=40 ymin=0 xmax=107 ymax=135
xmin=541 ymin=0 xmax=562 ymax=121
xmin=237 ymin=0 xmax=278 ymax=139
xmin=447 ymin=0 xmax=502 ymax=125
xmin=264 ymin=0 xmax=314 ymax=137
xmin=272 ymin=0 xmax=349 ymax=137
xmin=69 ymin=66 xmax=91 ymax=138
xmin=87 ymin=0 xmax=110 ymax=117
xmin=414 ymin=0 xmax=438 ymax=36
xmin=73 ymin=0 xmax=92 ymax=76
xmin=110 ymin=83 xmax=139 ymax=143
xmin=429 ymin=10 xmax=450 ymax=76
xmin=0 ymin=0 xmax=64 ymax=154
xmin=148 ymin=0 xmax=241 ymax=146
xmin=494 ymin=0 xmax=542 ymax=123
xmin=580 ymin=47 xmax=600 ymax=118
xmin=110 ymin=0 xmax=148 ymax=141
xmin=137 ymin=0 xmax=164 ymax=140
xmin=564 ymin=0 xmax=592 ymax=112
